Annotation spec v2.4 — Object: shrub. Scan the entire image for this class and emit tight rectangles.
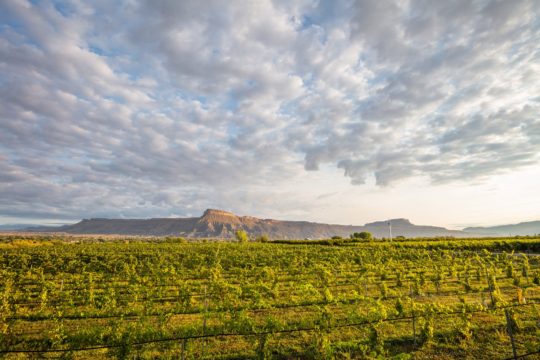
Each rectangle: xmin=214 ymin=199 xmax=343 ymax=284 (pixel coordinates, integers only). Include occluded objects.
xmin=255 ymin=234 xmax=270 ymax=243
xmin=235 ymin=230 xmax=249 ymax=243
xmin=350 ymin=232 xmax=372 ymax=241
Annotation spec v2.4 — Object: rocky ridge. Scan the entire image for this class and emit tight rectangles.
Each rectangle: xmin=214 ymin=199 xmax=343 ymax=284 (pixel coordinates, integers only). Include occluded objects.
xmin=27 ymin=209 xmax=471 ymax=239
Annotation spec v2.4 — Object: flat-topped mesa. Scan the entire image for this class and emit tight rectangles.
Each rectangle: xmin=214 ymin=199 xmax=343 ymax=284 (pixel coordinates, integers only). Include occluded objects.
xmin=202 ymin=209 xmax=236 ymax=217
xmin=24 ymin=211 xmax=473 ymax=238
xmin=365 ymin=218 xmax=412 ymax=227
xmin=194 ymin=209 xmax=243 ymax=235
xmin=198 ymin=209 xmax=242 ymax=226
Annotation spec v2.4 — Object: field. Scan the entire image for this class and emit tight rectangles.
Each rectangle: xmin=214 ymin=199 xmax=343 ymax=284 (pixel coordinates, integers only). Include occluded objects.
xmin=1 ymin=235 xmax=540 ymax=359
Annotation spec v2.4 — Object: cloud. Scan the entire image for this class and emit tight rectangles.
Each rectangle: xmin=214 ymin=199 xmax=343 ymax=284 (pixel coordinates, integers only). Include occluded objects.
xmin=0 ymin=0 xmax=538 ymax=221
xmin=299 ymin=0 xmax=540 ymax=185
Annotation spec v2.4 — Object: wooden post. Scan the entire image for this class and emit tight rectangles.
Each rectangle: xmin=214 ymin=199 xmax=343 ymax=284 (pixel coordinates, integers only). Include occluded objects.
xmin=412 ymin=310 xmax=417 ymax=346
xmin=410 ymin=285 xmax=416 ymax=346
xmin=181 ymin=338 xmax=187 ymax=360
xmin=485 ymin=271 xmax=495 ymax=308
xmin=257 ymin=333 xmax=268 ymax=360
xmin=364 ymin=277 xmax=368 ymax=297
xmin=203 ymin=285 xmax=208 ymax=329
xmin=202 ymin=284 xmax=208 ymax=358
xmin=504 ymin=309 xmax=518 ymax=359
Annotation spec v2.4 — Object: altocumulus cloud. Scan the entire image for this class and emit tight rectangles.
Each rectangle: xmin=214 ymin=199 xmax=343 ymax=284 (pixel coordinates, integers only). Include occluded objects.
xmin=0 ymin=0 xmax=539 ymax=221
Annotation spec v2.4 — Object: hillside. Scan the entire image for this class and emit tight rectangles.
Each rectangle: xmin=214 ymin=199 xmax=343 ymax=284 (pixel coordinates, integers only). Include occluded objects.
xmin=26 ymin=209 xmax=469 ymax=239
xmin=464 ymin=220 xmax=540 ymax=236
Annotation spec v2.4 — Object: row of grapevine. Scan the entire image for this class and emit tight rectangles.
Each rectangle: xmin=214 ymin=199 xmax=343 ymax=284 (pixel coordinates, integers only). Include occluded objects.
xmin=0 ymin=235 xmax=539 ymax=359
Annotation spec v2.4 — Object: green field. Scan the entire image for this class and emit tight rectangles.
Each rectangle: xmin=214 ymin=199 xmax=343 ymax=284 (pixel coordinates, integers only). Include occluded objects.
xmin=1 ymin=235 xmax=539 ymax=359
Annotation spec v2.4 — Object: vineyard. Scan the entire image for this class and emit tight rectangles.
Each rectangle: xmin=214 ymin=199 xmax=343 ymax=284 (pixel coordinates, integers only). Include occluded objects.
xmin=1 ymin=235 xmax=539 ymax=359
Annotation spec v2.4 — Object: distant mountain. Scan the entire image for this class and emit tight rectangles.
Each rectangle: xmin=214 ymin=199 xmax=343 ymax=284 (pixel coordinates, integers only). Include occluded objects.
xmin=363 ymin=218 xmax=467 ymax=238
xmin=25 ymin=209 xmax=470 ymax=239
xmin=464 ymin=220 xmax=540 ymax=236
xmin=0 ymin=224 xmax=46 ymax=231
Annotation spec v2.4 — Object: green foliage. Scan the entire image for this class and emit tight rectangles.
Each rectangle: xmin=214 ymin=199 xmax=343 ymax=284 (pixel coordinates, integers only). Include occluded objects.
xmin=505 ymin=309 xmax=520 ymax=334
xmin=516 ymin=287 xmax=525 ymax=304
xmin=255 ymin=234 xmax=270 ymax=242
xmin=395 ymin=298 xmax=404 ymax=316
xmin=163 ymin=236 xmax=187 ymax=243
xmin=462 ymin=275 xmax=472 ymax=292
xmin=350 ymin=231 xmax=372 ymax=241
xmin=0 ymin=235 xmax=538 ymax=358
xmin=368 ymin=324 xmax=384 ymax=354
xmin=379 ymin=281 xmax=388 ymax=299
xmin=533 ymin=271 xmax=540 ymax=285
xmin=307 ymin=331 xmax=333 ymax=360
xmin=419 ymin=311 xmax=434 ymax=346
xmin=456 ymin=312 xmax=473 ymax=343
xmin=235 ymin=229 xmax=249 ymax=243
xmin=521 ymin=255 xmax=530 ymax=278
xmin=506 ymin=263 xmax=514 ymax=278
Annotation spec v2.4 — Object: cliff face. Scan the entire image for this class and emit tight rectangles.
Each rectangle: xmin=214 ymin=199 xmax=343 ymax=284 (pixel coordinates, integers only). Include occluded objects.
xmin=29 ymin=209 xmax=470 ymax=239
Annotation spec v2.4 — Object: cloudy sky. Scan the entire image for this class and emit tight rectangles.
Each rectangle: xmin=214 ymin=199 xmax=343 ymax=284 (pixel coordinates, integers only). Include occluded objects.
xmin=1 ymin=0 xmax=539 ymax=229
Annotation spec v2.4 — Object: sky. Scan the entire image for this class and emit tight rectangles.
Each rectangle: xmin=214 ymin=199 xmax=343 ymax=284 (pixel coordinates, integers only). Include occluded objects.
xmin=0 ymin=0 xmax=539 ymax=229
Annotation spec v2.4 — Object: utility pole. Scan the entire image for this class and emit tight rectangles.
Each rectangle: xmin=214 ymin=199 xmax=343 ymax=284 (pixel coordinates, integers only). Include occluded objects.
xmin=388 ymin=221 xmax=392 ymax=241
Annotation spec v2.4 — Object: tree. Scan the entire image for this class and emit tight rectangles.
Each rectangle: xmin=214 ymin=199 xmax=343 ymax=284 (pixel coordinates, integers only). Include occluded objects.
xmin=235 ymin=230 xmax=249 ymax=243
xmin=350 ymin=232 xmax=372 ymax=241
xmin=255 ymin=234 xmax=270 ymax=243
